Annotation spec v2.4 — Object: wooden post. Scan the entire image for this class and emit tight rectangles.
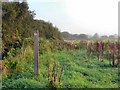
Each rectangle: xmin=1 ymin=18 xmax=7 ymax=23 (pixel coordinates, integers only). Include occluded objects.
xmin=0 ymin=1 xmax=2 ymax=60
xmin=34 ymin=31 xmax=39 ymax=75
xmin=118 ymin=2 xmax=120 ymax=65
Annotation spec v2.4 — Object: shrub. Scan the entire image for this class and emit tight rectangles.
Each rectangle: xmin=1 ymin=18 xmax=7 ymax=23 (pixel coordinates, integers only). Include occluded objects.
xmin=39 ymin=38 xmax=52 ymax=54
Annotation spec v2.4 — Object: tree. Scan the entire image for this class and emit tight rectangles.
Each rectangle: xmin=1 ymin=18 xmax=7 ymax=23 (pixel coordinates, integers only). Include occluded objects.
xmin=101 ymin=35 xmax=108 ymax=39
xmin=92 ymin=33 xmax=99 ymax=39
xmin=2 ymin=1 xmax=63 ymax=58
xmin=61 ymin=32 xmax=72 ymax=40
xmin=78 ymin=34 xmax=88 ymax=40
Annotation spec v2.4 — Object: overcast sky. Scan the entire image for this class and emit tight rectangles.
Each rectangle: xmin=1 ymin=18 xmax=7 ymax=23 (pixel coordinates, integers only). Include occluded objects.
xmin=28 ymin=0 xmax=119 ymax=36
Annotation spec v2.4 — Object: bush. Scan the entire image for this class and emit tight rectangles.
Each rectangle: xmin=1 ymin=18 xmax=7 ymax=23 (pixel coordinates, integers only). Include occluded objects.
xmin=39 ymin=38 xmax=52 ymax=54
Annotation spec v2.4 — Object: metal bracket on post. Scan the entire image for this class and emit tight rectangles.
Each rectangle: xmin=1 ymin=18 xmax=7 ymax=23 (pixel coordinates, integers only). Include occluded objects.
xmin=34 ymin=30 xmax=39 ymax=76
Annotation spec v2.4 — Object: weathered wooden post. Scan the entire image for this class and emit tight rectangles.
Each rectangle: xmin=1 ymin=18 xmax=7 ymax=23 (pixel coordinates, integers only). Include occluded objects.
xmin=118 ymin=2 xmax=120 ymax=65
xmin=34 ymin=30 xmax=39 ymax=75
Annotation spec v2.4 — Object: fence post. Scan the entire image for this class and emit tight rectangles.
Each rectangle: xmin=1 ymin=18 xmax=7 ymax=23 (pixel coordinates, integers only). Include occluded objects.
xmin=34 ymin=30 xmax=39 ymax=75
xmin=118 ymin=2 xmax=120 ymax=65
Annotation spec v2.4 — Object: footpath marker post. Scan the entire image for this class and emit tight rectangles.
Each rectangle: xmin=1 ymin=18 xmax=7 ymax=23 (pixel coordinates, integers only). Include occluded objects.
xmin=34 ymin=31 xmax=39 ymax=75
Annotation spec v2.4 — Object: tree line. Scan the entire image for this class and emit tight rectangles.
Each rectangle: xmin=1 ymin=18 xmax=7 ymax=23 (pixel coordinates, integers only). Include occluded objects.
xmin=62 ymin=32 xmax=118 ymax=40
xmin=2 ymin=1 xmax=63 ymax=58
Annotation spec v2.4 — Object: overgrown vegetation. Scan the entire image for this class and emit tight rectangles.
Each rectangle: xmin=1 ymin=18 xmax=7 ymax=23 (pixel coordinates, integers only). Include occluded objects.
xmin=1 ymin=1 xmax=119 ymax=89
xmin=2 ymin=2 xmax=62 ymax=58
xmin=2 ymin=45 xmax=118 ymax=88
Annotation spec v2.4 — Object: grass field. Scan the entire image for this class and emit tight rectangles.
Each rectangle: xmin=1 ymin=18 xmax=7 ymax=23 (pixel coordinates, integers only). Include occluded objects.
xmin=2 ymin=46 xmax=119 ymax=88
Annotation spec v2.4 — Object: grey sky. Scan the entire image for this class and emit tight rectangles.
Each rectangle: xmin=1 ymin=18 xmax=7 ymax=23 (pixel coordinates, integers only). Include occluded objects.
xmin=28 ymin=0 xmax=119 ymax=35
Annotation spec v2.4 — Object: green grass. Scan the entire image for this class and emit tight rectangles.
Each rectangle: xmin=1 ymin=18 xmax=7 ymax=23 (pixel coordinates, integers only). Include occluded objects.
xmin=2 ymin=47 xmax=119 ymax=88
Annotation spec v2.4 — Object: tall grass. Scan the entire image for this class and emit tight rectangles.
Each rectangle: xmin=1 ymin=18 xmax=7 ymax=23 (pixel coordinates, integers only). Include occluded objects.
xmin=2 ymin=46 xmax=118 ymax=88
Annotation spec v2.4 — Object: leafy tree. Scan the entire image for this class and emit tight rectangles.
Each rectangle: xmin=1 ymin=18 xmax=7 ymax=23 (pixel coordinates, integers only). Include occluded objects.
xmin=78 ymin=34 xmax=88 ymax=40
xmin=2 ymin=1 xmax=63 ymax=58
xmin=92 ymin=33 xmax=99 ymax=39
